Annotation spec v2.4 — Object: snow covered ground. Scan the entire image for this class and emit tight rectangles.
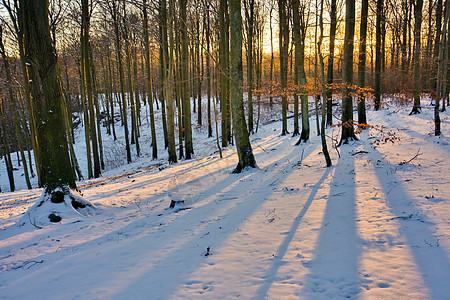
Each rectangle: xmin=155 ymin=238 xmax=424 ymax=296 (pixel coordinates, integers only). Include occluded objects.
xmin=0 ymin=97 xmax=449 ymax=299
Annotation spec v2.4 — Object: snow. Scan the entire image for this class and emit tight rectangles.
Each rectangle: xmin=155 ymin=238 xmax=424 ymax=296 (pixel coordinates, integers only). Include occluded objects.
xmin=0 ymin=97 xmax=449 ymax=299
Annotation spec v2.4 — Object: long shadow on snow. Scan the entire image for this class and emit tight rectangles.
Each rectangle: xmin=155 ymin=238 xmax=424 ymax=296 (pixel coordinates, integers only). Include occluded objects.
xmin=254 ymin=166 xmax=333 ymax=299
xmin=0 ymin=136 xmax=316 ymax=298
xmin=105 ymin=140 xmax=320 ymax=298
xmin=0 ymin=136 xmax=289 ymax=258
xmin=302 ymin=151 xmax=361 ymax=299
xmin=369 ymin=146 xmax=450 ymax=299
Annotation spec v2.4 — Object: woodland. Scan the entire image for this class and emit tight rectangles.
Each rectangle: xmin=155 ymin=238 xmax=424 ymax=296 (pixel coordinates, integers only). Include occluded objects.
xmin=0 ymin=0 xmax=449 ymax=298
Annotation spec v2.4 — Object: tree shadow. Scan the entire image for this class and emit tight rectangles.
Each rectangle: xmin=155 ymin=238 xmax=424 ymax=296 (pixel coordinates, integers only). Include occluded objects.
xmin=369 ymin=146 xmax=450 ymax=299
xmin=254 ymin=166 xmax=333 ymax=299
xmin=302 ymin=152 xmax=360 ymax=299
xmin=0 ymin=135 xmax=318 ymax=299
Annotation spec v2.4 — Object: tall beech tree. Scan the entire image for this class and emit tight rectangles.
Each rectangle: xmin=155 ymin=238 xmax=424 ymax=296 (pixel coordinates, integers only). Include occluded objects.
xmin=357 ymin=0 xmax=369 ymax=125
xmin=318 ymin=0 xmax=332 ymax=166
xmin=326 ymin=0 xmax=337 ymax=126
xmin=279 ymin=0 xmax=289 ymax=135
xmin=293 ymin=0 xmax=310 ymax=143
xmin=180 ymin=0 xmax=193 ymax=159
xmin=19 ymin=0 xmax=94 ymax=224
xmin=410 ymin=0 xmax=424 ymax=114
xmin=340 ymin=0 xmax=358 ymax=144
xmin=244 ymin=0 xmax=255 ymax=134
xmin=229 ymin=0 xmax=257 ymax=173
xmin=143 ymin=0 xmax=158 ymax=159
xmin=165 ymin=0 xmax=177 ymax=163
xmin=435 ymin=0 xmax=450 ymax=135
xmin=81 ymin=0 xmax=101 ymax=178
xmin=374 ymin=0 xmax=383 ymax=111
xmin=219 ymin=0 xmax=231 ymax=147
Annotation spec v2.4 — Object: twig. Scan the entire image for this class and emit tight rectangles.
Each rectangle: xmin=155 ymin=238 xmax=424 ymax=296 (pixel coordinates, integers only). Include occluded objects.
xmin=399 ymin=149 xmax=422 ymax=165
xmin=390 ymin=213 xmax=414 ymax=220
xmin=22 ymin=260 xmax=44 ymax=269
xmin=28 ymin=214 xmax=42 ymax=229
xmin=352 ymin=150 xmax=368 ymax=156
xmin=329 ymin=131 xmax=340 ymax=158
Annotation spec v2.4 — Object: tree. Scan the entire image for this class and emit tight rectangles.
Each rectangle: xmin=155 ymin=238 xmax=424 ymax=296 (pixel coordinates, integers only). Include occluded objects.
xmin=318 ymin=0 xmax=332 ymax=166
xmin=279 ymin=0 xmax=289 ymax=136
xmin=340 ymin=0 xmax=358 ymax=144
xmin=159 ymin=0 xmax=169 ymax=149
xmin=219 ymin=0 xmax=231 ymax=147
xmin=244 ymin=0 xmax=255 ymax=134
xmin=165 ymin=0 xmax=178 ymax=163
xmin=180 ymin=0 xmax=193 ymax=158
xmin=435 ymin=0 xmax=450 ymax=135
xmin=204 ymin=0 xmax=213 ymax=138
xmin=81 ymin=0 xmax=101 ymax=177
xmin=410 ymin=0 xmax=424 ymax=114
xmin=293 ymin=0 xmax=310 ymax=143
xmin=19 ymin=0 xmax=94 ymax=225
xmin=108 ymin=0 xmax=132 ymax=163
xmin=229 ymin=0 xmax=257 ymax=173
xmin=326 ymin=0 xmax=337 ymax=126
xmin=143 ymin=0 xmax=158 ymax=159
xmin=357 ymin=0 xmax=369 ymax=124
xmin=374 ymin=0 xmax=383 ymax=111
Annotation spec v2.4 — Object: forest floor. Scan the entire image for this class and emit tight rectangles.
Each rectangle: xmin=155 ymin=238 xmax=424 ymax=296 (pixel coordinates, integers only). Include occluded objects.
xmin=0 ymin=97 xmax=449 ymax=299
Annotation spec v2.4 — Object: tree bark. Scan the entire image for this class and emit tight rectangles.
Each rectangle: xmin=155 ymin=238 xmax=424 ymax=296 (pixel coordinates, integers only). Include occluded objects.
xmin=358 ymin=0 xmax=369 ymax=124
xmin=20 ymin=0 xmax=76 ymax=191
xmin=229 ymin=0 xmax=257 ymax=173
xmin=143 ymin=0 xmax=158 ymax=159
xmin=279 ymin=0 xmax=289 ymax=136
xmin=180 ymin=0 xmax=193 ymax=158
xmin=374 ymin=0 xmax=383 ymax=110
xmin=326 ymin=0 xmax=337 ymax=126
xmin=340 ymin=0 xmax=358 ymax=144
xmin=411 ymin=0 xmax=424 ymax=114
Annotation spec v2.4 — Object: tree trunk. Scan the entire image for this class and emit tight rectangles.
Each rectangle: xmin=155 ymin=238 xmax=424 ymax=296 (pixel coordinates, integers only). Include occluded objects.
xmin=340 ymin=0 xmax=358 ymax=144
xmin=123 ymin=12 xmax=140 ymax=157
xmin=205 ymin=0 xmax=213 ymax=138
xmin=245 ymin=0 xmax=255 ymax=134
xmin=269 ymin=6 xmax=274 ymax=107
xmin=318 ymin=0 xmax=332 ymax=166
xmin=111 ymin=1 xmax=132 ymax=163
xmin=159 ymin=0 xmax=169 ymax=149
xmin=229 ymin=0 xmax=257 ymax=173
xmin=279 ymin=0 xmax=289 ymax=135
xmin=82 ymin=0 xmax=101 ymax=178
xmin=1 ymin=104 xmax=15 ymax=192
xmin=358 ymin=0 xmax=369 ymax=124
xmin=411 ymin=0 xmax=424 ymax=114
xmin=326 ymin=0 xmax=337 ymax=126
xmin=220 ymin=0 xmax=230 ymax=147
xmin=165 ymin=0 xmax=177 ymax=163
xmin=374 ymin=0 xmax=383 ymax=110
xmin=143 ymin=0 xmax=158 ymax=159
xmin=435 ymin=0 xmax=450 ymax=135
xmin=19 ymin=0 xmax=93 ymax=215
xmin=180 ymin=0 xmax=193 ymax=158
xmin=292 ymin=0 xmax=301 ymax=137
